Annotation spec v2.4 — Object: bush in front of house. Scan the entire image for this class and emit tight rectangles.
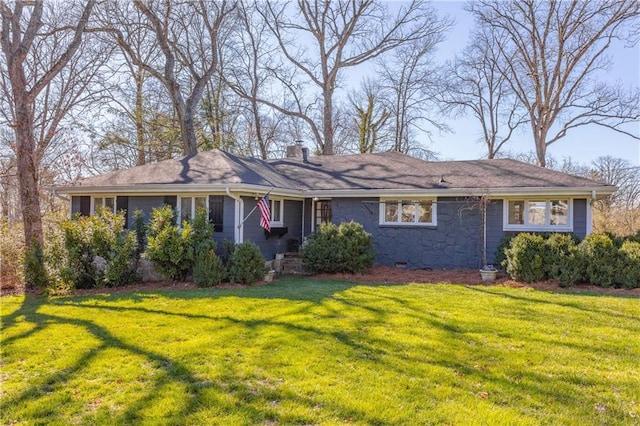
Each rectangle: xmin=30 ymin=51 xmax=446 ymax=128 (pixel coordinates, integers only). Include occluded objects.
xmin=57 ymin=209 xmax=139 ymax=289
xmin=617 ymin=240 xmax=640 ymax=289
xmin=146 ymin=205 xmax=195 ymax=281
xmin=503 ymin=233 xmax=546 ymax=283
xmin=579 ymin=234 xmax=619 ymax=287
xmin=545 ymin=233 xmax=584 ymax=287
xmin=226 ymin=241 xmax=267 ymax=284
xmin=502 ymin=232 xmax=639 ymax=288
xmin=302 ymin=221 xmax=374 ymax=274
xmin=193 ymin=240 xmax=225 ymax=287
xmin=23 ymin=242 xmax=48 ymax=289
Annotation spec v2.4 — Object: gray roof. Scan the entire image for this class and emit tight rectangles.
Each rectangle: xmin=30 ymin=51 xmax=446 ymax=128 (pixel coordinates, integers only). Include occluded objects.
xmin=61 ymin=149 xmax=613 ymax=193
xmin=268 ymin=151 xmax=607 ymax=191
xmin=71 ymin=150 xmax=291 ymax=188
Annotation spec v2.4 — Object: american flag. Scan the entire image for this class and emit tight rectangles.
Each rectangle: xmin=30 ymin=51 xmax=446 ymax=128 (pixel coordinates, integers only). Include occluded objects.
xmin=257 ymin=194 xmax=271 ymax=232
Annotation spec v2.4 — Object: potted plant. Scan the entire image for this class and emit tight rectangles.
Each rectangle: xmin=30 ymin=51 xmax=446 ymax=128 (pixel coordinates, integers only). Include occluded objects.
xmin=479 ymin=264 xmax=498 ymax=281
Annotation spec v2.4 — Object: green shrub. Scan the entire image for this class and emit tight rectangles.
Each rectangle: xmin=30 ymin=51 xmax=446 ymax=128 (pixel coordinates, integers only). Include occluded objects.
xmin=302 ymin=223 xmax=340 ymax=273
xmin=60 ymin=209 xmax=139 ymax=289
xmin=618 ymin=241 xmax=640 ymax=289
xmin=103 ymin=231 xmax=139 ymax=287
xmin=579 ymin=234 xmax=618 ymax=287
xmin=504 ymin=233 xmax=546 ymax=283
xmin=191 ymin=207 xmax=213 ymax=248
xmin=301 ymin=221 xmax=374 ymax=274
xmin=193 ymin=241 xmax=225 ymax=287
xmin=133 ymin=209 xmax=146 ymax=259
xmin=62 ymin=217 xmax=98 ymax=289
xmin=495 ymin=234 xmax=515 ymax=270
xmin=146 ymin=205 xmax=194 ymax=281
xmin=336 ymin=221 xmax=374 ymax=273
xmin=23 ymin=242 xmax=49 ymax=289
xmin=221 ymin=239 xmax=235 ymax=266
xmin=227 ymin=242 xmax=266 ymax=284
xmin=545 ymin=233 xmax=583 ymax=287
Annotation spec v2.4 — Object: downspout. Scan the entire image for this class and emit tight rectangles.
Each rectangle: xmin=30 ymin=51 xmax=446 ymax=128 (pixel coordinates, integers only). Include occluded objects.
xmin=226 ymin=187 xmax=244 ymax=243
xmin=482 ymin=196 xmax=487 ymax=267
xmin=301 ymin=197 xmax=305 ymax=241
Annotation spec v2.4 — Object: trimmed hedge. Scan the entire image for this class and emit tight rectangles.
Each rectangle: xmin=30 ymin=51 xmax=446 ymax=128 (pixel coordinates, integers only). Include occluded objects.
xmin=502 ymin=232 xmax=640 ymax=288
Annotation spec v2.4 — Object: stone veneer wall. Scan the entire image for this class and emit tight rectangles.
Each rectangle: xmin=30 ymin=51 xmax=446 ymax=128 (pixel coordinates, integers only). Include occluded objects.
xmin=330 ymin=197 xmax=483 ymax=270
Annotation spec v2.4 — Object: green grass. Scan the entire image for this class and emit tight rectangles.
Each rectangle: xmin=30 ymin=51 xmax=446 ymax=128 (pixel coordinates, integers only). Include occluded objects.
xmin=1 ymin=278 xmax=639 ymax=425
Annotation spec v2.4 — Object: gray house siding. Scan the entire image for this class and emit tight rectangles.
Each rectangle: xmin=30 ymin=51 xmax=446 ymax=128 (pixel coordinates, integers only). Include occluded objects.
xmin=331 ymin=197 xmax=483 ymax=269
xmin=485 ymin=200 xmax=504 ymax=265
xmin=242 ymin=197 xmax=303 ymax=260
xmin=127 ymin=196 xmax=166 ymax=226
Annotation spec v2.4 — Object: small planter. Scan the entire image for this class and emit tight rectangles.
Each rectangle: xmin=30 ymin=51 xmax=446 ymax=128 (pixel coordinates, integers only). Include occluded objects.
xmin=480 ymin=270 xmax=497 ymax=281
xmin=479 ymin=265 xmax=498 ymax=281
xmin=263 ymin=270 xmax=276 ymax=282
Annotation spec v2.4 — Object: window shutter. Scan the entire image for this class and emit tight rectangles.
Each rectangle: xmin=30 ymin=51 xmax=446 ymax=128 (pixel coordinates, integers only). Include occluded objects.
xmin=79 ymin=196 xmax=91 ymax=217
xmin=209 ymin=195 xmax=224 ymax=232
xmin=164 ymin=196 xmax=177 ymax=209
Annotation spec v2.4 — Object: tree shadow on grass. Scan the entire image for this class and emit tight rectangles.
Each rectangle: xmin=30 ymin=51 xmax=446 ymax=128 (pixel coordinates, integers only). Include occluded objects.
xmin=465 ymin=285 xmax=640 ymax=324
xmin=2 ymin=280 xmax=638 ymax=424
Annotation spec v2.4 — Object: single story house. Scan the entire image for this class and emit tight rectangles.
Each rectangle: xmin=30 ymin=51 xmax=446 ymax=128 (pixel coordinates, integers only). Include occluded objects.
xmin=52 ymin=147 xmax=616 ymax=269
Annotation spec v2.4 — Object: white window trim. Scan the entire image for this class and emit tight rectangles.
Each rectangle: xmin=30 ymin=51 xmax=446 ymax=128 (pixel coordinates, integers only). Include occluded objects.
xmin=270 ymin=198 xmax=284 ymax=227
xmin=178 ymin=195 xmax=209 ymax=225
xmin=378 ymin=198 xmax=437 ymax=226
xmin=311 ymin=198 xmax=332 ymax=232
xmin=91 ymin=196 xmax=116 ymax=214
xmin=503 ymin=198 xmax=573 ymax=232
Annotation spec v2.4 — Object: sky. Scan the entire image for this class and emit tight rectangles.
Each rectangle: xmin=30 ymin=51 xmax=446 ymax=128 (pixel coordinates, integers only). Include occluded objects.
xmin=425 ymin=1 xmax=640 ymax=167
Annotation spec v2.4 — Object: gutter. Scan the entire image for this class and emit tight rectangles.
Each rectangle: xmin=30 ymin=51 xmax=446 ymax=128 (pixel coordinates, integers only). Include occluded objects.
xmin=226 ymin=187 xmax=243 ymax=243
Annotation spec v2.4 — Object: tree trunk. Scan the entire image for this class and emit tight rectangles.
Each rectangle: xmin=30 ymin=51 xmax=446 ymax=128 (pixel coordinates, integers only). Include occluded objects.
xmin=181 ymin=115 xmax=198 ymax=155
xmin=14 ymin=97 xmax=44 ymax=248
xmin=135 ymin=68 xmax=146 ymax=165
xmin=322 ymin=86 xmax=334 ymax=155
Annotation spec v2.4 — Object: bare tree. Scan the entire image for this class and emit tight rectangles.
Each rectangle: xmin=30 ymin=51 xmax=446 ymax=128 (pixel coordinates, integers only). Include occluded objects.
xmin=469 ymin=0 xmax=640 ymax=167
xmin=99 ymin=0 xmax=236 ymax=156
xmin=349 ymin=79 xmax=390 ymax=153
xmin=1 ymin=0 xmax=96 ymax=257
xmin=258 ymin=0 xmax=445 ymax=155
xmin=440 ymin=29 xmax=527 ymax=159
xmin=376 ymin=16 xmax=451 ymax=156
xmin=224 ymin=1 xmax=290 ymax=159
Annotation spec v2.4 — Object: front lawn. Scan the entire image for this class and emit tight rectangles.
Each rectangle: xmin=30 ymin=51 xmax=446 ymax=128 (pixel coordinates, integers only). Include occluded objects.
xmin=1 ymin=278 xmax=639 ymax=425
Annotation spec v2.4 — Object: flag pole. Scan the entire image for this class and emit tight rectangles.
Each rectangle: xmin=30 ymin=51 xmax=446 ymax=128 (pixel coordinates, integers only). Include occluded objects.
xmin=237 ymin=187 xmax=274 ymax=229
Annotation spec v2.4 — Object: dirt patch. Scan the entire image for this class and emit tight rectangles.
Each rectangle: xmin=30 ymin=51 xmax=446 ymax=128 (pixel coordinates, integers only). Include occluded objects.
xmin=3 ymin=267 xmax=638 ymax=298
xmin=315 ymin=266 xmax=640 ymax=297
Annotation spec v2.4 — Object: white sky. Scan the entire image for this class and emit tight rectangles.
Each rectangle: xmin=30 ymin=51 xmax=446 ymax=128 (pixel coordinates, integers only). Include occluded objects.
xmin=423 ymin=1 xmax=640 ymax=166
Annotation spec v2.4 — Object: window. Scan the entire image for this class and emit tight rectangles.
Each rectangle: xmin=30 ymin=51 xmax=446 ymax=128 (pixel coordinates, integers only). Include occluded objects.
xmin=315 ymin=200 xmax=332 ymax=228
xmin=504 ymin=199 xmax=571 ymax=230
xmin=270 ymin=198 xmax=283 ymax=225
xmin=93 ymin=197 xmax=115 ymax=213
xmin=380 ymin=199 xmax=436 ymax=226
xmin=179 ymin=196 xmax=207 ymax=224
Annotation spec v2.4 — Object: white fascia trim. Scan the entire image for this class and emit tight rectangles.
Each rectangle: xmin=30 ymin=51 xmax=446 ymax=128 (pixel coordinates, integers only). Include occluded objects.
xmin=51 ymin=183 xmax=616 ymax=201
xmin=53 ymin=183 xmax=304 ymax=199
xmin=304 ymin=186 xmax=616 ymax=199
